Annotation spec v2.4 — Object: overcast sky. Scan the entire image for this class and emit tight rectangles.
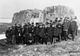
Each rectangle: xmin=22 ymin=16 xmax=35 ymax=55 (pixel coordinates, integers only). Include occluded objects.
xmin=0 ymin=0 xmax=80 ymax=23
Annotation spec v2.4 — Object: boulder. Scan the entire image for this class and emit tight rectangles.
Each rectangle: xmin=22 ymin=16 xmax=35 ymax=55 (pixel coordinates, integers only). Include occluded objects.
xmin=12 ymin=5 xmax=75 ymax=25
xmin=12 ymin=9 xmax=44 ymax=25
xmin=43 ymin=5 xmax=74 ymax=23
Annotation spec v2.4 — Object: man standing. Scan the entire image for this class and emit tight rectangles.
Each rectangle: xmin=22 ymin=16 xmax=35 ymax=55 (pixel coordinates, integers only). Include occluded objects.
xmin=56 ymin=23 xmax=62 ymax=42
xmin=5 ymin=26 xmax=13 ymax=44
xmin=11 ymin=25 xmax=17 ymax=44
xmin=69 ymin=16 xmax=78 ymax=41
xmin=62 ymin=17 xmax=71 ymax=41
xmin=39 ymin=24 xmax=47 ymax=44
xmin=46 ymin=24 xmax=53 ymax=44
xmin=16 ymin=24 xmax=22 ymax=44
xmin=34 ymin=23 xmax=40 ymax=44
xmin=23 ymin=23 xmax=29 ymax=44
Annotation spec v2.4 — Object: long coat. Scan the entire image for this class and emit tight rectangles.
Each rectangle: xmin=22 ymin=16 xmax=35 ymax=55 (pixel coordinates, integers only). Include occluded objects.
xmin=69 ymin=21 xmax=78 ymax=35
xmin=52 ymin=23 xmax=62 ymax=37
xmin=62 ymin=21 xmax=71 ymax=31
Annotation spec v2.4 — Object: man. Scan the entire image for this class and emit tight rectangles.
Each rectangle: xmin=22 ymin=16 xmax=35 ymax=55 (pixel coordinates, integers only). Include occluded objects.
xmin=46 ymin=24 xmax=53 ymax=44
xmin=5 ymin=26 xmax=13 ymax=44
xmin=56 ymin=23 xmax=62 ymax=42
xmin=23 ymin=23 xmax=29 ymax=44
xmin=16 ymin=24 xmax=23 ymax=44
xmin=62 ymin=17 xmax=71 ymax=41
xmin=14 ymin=24 xmax=18 ymax=44
xmin=10 ymin=25 xmax=17 ymax=44
xmin=39 ymin=24 xmax=47 ymax=44
xmin=34 ymin=23 xmax=41 ymax=44
xmin=30 ymin=22 xmax=35 ymax=44
xmin=69 ymin=16 xmax=78 ymax=41
xmin=26 ymin=23 xmax=35 ymax=45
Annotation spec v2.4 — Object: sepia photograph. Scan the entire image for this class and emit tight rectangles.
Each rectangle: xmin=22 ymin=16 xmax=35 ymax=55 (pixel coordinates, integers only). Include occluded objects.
xmin=0 ymin=0 xmax=80 ymax=56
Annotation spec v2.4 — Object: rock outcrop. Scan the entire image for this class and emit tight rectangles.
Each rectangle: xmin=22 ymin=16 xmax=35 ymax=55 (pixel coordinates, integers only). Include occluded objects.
xmin=12 ymin=9 xmax=44 ymax=25
xmin=12 ymin=5 xmax=75 ymax=25
xmin=43 ymin=5 xmax=74 ymax=23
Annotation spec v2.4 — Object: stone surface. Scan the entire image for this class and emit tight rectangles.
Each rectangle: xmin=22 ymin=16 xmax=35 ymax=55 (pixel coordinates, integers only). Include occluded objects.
xmin=12 ymin=5 xmax=74 ymax=25
xmin=6 ymin=38 xmax=80 ymax=56
xmin=0 ymin=33 xmax=80 ymax=56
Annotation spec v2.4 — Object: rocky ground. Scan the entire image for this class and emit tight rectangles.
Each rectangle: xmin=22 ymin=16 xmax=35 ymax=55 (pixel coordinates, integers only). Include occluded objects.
xmin=0 ymin=32 xmax=80 ymax=56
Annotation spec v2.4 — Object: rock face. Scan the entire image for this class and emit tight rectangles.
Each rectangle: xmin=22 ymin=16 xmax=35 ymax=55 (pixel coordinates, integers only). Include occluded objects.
xmin=12 ymin=9 xmax=44 ymax=25
xmin=43 ymin=5 xmax=74 ymax=23
xmin=12 ymin=5 xmax=75 ymax=25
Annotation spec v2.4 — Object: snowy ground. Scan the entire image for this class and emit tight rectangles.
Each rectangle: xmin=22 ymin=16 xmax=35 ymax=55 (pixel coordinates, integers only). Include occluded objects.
xmin=0 ymin=31 xmax=80 ymax=56
xmin=0 ymin=34 xmax=6 ymax=39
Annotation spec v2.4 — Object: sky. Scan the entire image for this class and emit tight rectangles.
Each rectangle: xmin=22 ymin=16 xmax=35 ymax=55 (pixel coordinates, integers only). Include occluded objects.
xmin=0 ymin=0 xmax=80 ymax=23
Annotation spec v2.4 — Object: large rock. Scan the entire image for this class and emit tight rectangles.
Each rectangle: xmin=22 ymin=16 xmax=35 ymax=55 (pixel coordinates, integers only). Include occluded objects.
xmin=43 ymin=5 xmax=74 ymax=23
xmin=12 ymin=9 xmax=44 ymax=25
xmin=12 ymin=5 xmax=75 ymax=25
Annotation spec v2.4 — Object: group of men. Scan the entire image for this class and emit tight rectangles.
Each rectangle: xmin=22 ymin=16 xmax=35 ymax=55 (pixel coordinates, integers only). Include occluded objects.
xmin=5 ymin=16 xmax=78 ymax=45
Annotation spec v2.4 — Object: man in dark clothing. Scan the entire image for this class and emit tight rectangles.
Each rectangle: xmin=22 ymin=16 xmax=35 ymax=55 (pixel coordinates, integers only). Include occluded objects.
xmin=5 ymin=27 xmax=13 ymax=44
xmin=46 ymin=24 xmax=53 ymax=44
xmin=23 ymin=23 xmax=33 ymax=45
xmin=22 ymin=23 xmax=28 ymax=44
xmin=53 ymin=25 xmax=59 ymax=41
xmin=23 ymin=23 xmax=29 ymax=44
xmin=69 ymin=17 xmax=78 ymax=41
xmin=62 ymin=18 xmax=71 ymax=41
xmin=39 ymin=25 xmax=47 ymax=44
xmin=56 ymin=23 xmax=62 ymax=42
xmin=25 ymin=23 xmax=35 ymax=45
xmin=34 ymin=23 xmax=41 ymax=44
xmin=14 ymin=24 xmax=19 ymax=44
xmin=16 ymin=24 xmax=23 ymax=44
xmin=10 ymin=25 xmax=17 ymax=44
xmin=30 ymin=23 xmax=35 ymax=44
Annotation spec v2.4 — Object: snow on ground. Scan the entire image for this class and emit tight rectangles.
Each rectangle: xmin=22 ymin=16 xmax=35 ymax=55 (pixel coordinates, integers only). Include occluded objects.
xmin=0 ymin=34 xmax=6 ymax=39
xmin=7 ymin=40 xmax=80 ymax=56
xmin=78 ymin=27 xmax=80 ymax=30
xmin=5 ymin=32 xmax=80 ymax=56
xmin=0 ymin=32 xmax=80 ymax=56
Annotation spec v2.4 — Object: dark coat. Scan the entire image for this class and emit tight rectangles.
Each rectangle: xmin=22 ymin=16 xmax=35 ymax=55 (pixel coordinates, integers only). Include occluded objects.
xmin=39 ymin=27 xmax=45 ymax=38
xmin=56 ymin=23 xmax=62 ymax=33
xmin=53 ymin=27 xmax=59 ymax=36
xmin=46 ymin=27 xmax=53 ymax=37
xmin=62 ymin=21 xmax=71 ymax=31
xmin=70 ymin=21 xmax=78 ymax=31
xmin=53 ymin=24 xmax=62 ymax=36
xmin=6 ymin=28 xmax=12 ymax=40
xmin=69 ymin=21 xmax=78 ymax=35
